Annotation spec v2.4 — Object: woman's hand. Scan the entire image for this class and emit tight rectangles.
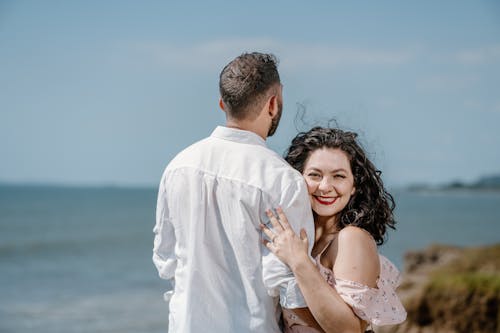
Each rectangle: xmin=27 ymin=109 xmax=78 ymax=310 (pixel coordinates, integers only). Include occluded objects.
xmin=260 ymin=207 xmax=310 ymax=271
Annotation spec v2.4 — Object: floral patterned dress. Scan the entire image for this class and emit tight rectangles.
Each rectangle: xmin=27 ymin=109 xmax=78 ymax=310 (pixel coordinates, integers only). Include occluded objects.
xmin=282 ymin=242 xmax=407 ymax=332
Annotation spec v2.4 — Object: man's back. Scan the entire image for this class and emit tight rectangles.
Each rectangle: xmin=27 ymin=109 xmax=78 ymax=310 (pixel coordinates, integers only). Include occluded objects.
xmin=153 ymin=126 xmax=313 ymax=332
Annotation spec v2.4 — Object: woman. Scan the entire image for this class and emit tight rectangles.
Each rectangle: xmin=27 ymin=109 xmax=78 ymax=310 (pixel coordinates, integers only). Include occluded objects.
xmin=261 ymin=127 xmax=407 ymax=332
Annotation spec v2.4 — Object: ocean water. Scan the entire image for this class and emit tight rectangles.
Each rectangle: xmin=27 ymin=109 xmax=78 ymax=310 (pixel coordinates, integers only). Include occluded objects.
xmin=0 ymin=186 xmax=167 ymax=333
xmin=0 ymin=185 xmax=499 ymax=332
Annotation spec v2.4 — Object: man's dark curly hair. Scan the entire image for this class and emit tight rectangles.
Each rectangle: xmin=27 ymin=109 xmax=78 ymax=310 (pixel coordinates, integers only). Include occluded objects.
xmin=284 ymin=127 xmax=396 ymax=245
xmin=219 ymin=52 xmax=280 ymax=120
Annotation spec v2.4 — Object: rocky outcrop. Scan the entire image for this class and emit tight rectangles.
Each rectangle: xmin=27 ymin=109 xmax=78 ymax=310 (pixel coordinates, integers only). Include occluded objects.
xmin=377 ymin=244 xmax=500 ymax=333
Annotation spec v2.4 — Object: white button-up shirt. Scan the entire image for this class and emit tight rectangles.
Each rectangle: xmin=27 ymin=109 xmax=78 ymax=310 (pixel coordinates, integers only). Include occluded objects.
xmin=153 ymin=126 xmax=314 ymax=333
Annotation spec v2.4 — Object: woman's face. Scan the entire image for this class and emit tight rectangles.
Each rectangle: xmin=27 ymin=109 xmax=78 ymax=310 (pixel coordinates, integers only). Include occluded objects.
xmin=302 ymin=148 xmax=355 ymax=219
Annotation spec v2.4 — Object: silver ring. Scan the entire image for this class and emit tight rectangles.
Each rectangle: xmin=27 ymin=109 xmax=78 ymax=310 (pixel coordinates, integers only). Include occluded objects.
xmin=271 ymin=235 xmax=277 ymax=243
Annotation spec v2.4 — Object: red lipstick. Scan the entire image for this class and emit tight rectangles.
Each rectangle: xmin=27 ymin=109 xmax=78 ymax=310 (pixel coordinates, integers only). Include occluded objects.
xmin=314 ymin=196 xmax=337 ymax=205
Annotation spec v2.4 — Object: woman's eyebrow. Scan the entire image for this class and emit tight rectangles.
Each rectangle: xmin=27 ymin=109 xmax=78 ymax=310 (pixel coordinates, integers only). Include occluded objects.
xmin=305 ymin=167 xmax=348 ymax=173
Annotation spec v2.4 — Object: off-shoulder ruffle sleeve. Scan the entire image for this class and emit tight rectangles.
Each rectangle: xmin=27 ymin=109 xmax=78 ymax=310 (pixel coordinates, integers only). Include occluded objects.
xmin=333 ymin=255 xmax=407 ymax=326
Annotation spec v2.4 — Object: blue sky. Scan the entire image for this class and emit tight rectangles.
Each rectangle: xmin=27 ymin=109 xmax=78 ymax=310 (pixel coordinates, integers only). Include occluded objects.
xmin=1 ymin=1 xmax=499 ymax=187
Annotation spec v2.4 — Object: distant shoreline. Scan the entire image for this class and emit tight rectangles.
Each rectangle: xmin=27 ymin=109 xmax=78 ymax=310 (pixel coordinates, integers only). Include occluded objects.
xmin=405 ymin=174 xmax=500 ymax=193
xmin=406 ymin=185 xmax=500 ymax=193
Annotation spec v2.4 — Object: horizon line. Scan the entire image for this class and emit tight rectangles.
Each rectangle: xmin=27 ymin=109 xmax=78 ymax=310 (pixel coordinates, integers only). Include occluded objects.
xmin=0 ymin=180 xmax=157 ymax=190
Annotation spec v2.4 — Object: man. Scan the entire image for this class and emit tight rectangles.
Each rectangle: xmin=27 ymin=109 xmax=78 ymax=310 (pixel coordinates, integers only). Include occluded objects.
xmin=153 ymin=52 xmax=314 ymax=332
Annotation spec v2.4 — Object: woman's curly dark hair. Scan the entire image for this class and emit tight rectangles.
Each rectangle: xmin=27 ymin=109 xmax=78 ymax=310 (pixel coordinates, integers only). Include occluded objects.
xmin=285 ymin=127 xmax=396 ymax=245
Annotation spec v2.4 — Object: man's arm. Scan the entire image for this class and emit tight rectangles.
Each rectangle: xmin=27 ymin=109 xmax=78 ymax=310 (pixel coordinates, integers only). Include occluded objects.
xmin=262 ymin=179 xmax=315 ymax=308
xmin=152 ymin=173 xmax=177 ymax=300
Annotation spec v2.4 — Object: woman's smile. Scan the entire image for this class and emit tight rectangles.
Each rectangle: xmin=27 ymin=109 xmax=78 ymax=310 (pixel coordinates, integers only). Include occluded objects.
xmin=313 ymin=195 xmax=338 ymax=205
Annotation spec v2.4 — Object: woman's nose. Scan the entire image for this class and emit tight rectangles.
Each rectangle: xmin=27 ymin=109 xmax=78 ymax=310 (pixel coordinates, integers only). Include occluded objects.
xmin=318 ymin=178 xmax=334 ymax=193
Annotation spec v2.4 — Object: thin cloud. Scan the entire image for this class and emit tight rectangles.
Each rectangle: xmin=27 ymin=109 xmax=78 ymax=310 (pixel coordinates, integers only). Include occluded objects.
xmin=492 ymin=101 xmax=500 ymax=114
xmin=280 ymin=44 xmax=414 ymax=69
xmin=455 ymin=45 xmax=500 ymax=65
xmin=131 ymin=38 xmax=416 ymax=72
xmin=416 ymin=74 xmax=480 ymax=91
xmin=130 ymin=39 xmax=500 ymax=73
xmin=463 ymin=100 xmax=500 ymax=115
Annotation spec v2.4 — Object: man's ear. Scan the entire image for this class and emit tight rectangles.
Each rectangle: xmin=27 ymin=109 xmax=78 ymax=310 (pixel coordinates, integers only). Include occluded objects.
xmin=219 ymin=98 xmax=226 ymax=111
xmin=267 ymin=95 xmax=278 ymax=117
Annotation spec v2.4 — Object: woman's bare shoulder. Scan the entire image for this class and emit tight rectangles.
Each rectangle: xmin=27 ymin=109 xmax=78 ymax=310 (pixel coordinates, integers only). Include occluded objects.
xmin=334 ymin=226 xmax=380 ymax=287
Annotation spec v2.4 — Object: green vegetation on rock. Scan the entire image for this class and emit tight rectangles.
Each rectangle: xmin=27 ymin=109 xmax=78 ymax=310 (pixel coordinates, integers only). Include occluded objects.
xmin=404 ymin=244 xmax=500 ymax=333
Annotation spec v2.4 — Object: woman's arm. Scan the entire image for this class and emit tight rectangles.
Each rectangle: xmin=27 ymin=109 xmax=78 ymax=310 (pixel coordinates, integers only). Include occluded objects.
xmin=261 ymin=208 xmax=363 ymax=333
xmin=288 ymin=251 xmax=365 ymax=333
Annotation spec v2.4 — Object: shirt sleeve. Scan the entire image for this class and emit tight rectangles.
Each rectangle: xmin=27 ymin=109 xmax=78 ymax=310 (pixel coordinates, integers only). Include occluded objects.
xmin=262 ymin=179 xmax=315 ymax=308
xmin=152 ymin=172 xmax=177 ymax=301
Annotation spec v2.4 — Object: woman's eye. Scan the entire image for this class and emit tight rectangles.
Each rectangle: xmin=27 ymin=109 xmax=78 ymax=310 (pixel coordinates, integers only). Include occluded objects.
xmin=334 ymin=174 xmax=346 ymax=179
xmin=308 ymin=173 xmax=321 ymax=179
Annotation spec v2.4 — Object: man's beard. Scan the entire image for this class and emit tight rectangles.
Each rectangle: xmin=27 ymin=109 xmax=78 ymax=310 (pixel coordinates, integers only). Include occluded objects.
xmin=267 ymin=99 xmax=283 ymax=137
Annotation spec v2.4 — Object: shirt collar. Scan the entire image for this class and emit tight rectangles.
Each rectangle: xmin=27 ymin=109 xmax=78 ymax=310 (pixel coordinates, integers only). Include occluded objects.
xmin=211 ymin=126 xmax=267 ymax=147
